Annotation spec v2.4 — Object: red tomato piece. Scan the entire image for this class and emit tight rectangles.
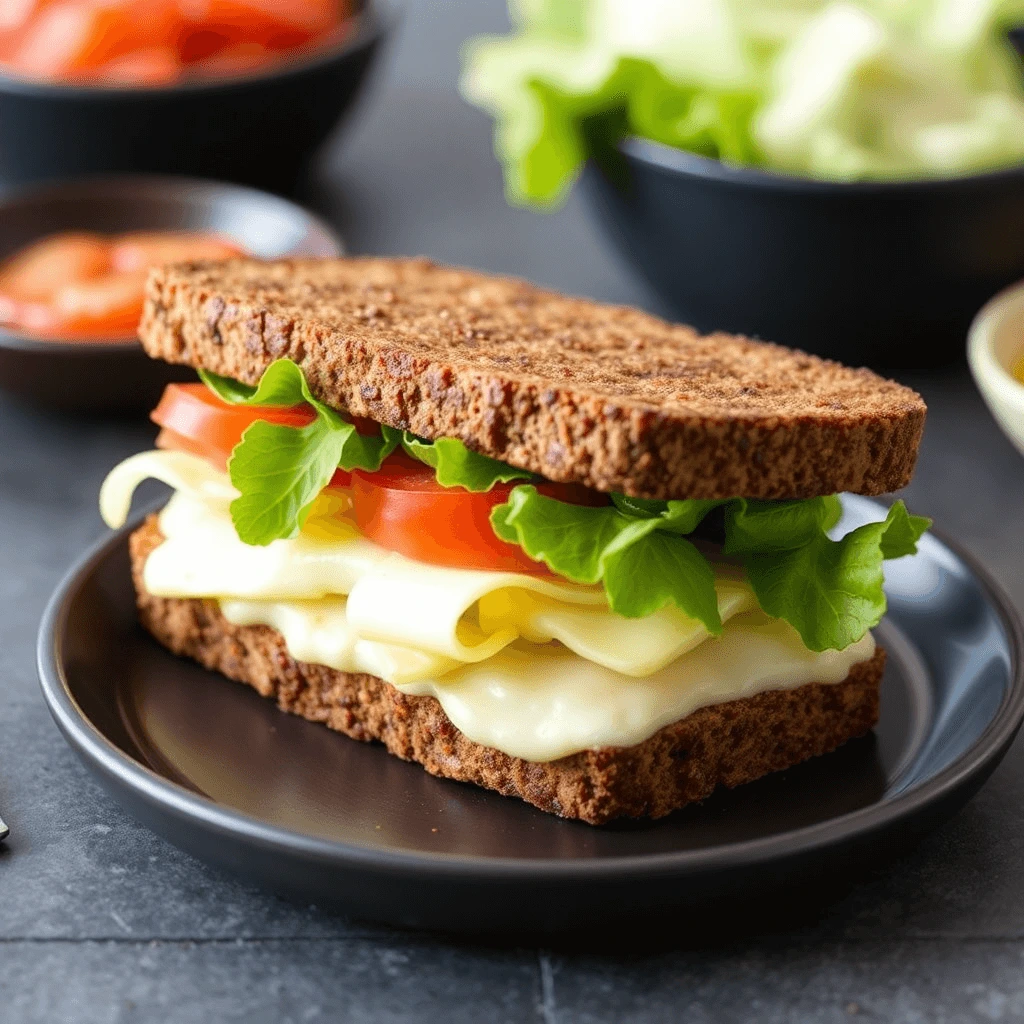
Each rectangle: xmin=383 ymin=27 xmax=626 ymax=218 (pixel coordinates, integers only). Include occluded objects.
xmin=183 ymin=40 xmax=276 ymax=79
xmin=350 ymin=453 xmax=551 ymax=574
xmin=10 ymin=0 xmax=181 ymax=80
xmin=151 ymin=383 xmax=604 ymax=574
xmin=0 ymin=232 xmax=110 ymax=302
xmin=99 ymin=45 xmax=181 ymax=86
xmin=152 ymin=382 xmax=315 ymax=470
xmin=0 ymin=0 xmax=42 ymax=34
xmin=179 ymin=0 xmax=337 ymax=38
xmin=110 ymin=231 xmax=243 ymax=272
xmin=0 ymin=229 xmax=249 ymax=339
xmin=49 ymin=269 xmax=148 ymax=338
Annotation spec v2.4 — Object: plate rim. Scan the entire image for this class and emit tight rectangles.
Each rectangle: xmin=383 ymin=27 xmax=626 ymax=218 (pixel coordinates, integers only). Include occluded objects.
xmin=37 ymin=501 xmax=1024 ymax=882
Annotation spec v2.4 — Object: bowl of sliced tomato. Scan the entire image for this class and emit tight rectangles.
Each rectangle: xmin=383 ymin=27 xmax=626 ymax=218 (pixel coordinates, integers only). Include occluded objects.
xmin=0 ymin=174 xmax=342 ymax=413
xmin=0 ymin=0 xmax=389 ymax=192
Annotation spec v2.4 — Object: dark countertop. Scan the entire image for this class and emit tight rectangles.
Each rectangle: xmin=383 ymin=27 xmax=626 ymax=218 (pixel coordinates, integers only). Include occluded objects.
xmin=3 ymin=2 xmax=1024 ymax=1021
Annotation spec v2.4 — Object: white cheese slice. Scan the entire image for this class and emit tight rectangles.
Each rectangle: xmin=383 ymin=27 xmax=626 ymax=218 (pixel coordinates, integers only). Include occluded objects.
xmin=105 ymin=451 xmax=760 ymax=680
xmin=399 ymin=616 xmax=875 ymax=762
xmin=223 ymin=598 xmax=874 ymax=761
xmin=101 ymin=450 xmax=878 ymax=763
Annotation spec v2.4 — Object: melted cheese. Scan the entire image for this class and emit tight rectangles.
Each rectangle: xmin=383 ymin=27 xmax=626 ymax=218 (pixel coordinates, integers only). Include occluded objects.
xmin=103 ymin=451 xmax=759 ymax=679
xmin=102 ymin=450 xmax=876 ymax=762
xmin=403 ymin=621 xmax=874 ymax=761
xmin=220 ymin=598 xmax=874 ymax=761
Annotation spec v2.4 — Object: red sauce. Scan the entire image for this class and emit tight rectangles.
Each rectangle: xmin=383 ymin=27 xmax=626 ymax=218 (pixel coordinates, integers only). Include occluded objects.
xmin=0 ymin=230 xmax=244 ymax=340
xmin=0 ymin=1 xmax=354 ymax=87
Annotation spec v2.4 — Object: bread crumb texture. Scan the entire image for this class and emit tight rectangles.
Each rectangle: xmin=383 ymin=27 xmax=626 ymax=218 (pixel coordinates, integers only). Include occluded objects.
xmin=132 ymin=517 xmax=884 ymax=824
xmin=140 ymin=258 xmax=926 ymax=499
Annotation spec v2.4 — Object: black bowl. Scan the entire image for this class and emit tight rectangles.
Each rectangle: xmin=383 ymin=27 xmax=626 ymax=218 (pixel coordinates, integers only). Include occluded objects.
xmin=0 ymin=2 xmax=389 ymax=194
xmin=583 ymin=139 xmax=1024 ymax=367
xmin=0 ymin=175 xmax=343 ymax=413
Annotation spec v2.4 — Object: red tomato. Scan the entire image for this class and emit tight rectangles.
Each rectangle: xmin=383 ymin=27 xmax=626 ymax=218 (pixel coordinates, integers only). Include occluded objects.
xmin=49 ymin=269 xmax=148 ymax=338
xmin=0 ymin=229 xmax=248 ymax=339
xmin=0 ymin=232 xmax=110 ymax=302
xmin=99 ymin=46 xmax=181 ymax=86
xmin=10 ymin=0 xmax=180 ymax=80
xmin=0 ymin=0 xmax=43 ymax=35
xmin=152 ymin=382 xmax=315 ymax=469
xmin=349 ymin=453 xmax=606 ymax=574
xmin=111 ymin=231 xmax=242 ymax=272
xmin=0 ymin=0 xmax=353 ymax=85
xmin=151 ymin=382 xmax=605 ymax=574
xmin=350 ymin=455 xmax=541 ymax=573
xmin=184 ymin=40 xmax=275 ymax=78
xmin=179 ymin=0 xmax=337 ymax=39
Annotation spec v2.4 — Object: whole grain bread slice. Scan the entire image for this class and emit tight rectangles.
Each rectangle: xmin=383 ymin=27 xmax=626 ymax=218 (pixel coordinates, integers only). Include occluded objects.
xmin=131 ymin=516 xmax=884 ymax=824
xmin=139 ymin=258 xmax=925 ymax=500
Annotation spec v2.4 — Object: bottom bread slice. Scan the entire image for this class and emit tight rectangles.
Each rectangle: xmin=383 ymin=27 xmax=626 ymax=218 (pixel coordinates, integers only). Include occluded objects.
xmin=130 ymin=516 xmax=885 ymax=825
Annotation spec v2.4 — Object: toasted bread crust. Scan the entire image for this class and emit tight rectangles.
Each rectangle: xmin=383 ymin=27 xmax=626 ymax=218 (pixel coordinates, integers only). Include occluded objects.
xmin=130 ymin=517 xmax=884 ymax=824
xmin=140 ymin=258 xmax=925 ymax=500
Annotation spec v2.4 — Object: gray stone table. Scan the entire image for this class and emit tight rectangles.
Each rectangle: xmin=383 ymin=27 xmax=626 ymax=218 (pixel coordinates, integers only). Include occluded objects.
xmin=3 ymin=1 xmax=1024 ymax=1020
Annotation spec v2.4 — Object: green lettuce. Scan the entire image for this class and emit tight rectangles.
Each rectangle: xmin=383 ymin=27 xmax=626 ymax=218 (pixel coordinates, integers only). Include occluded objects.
xmin=724 ymin=498 xmax=930 ymax=650
xmin=491 ymin=487 xmax=929 ymax=651
xmin=462 ymin=0 xmax=1024 ymax=205
xmin=202 ymin=361 xmax=397 ymax=545
xmin=492 ymin=487 xmax=725 ymax=629
xmin=199 ymin=362 xmax=930 ymax=650
xmin=382 ymin=428 xmax=534 ymax=491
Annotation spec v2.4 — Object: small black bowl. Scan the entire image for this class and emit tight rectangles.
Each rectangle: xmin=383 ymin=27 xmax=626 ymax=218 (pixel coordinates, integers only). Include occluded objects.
xmin=583 ymin=140 xmax=1024 ymax=367
xmin=0 ymin=175 xmax=343 ymax=413
xmin=0 ymin=2 xmax=389 ymax=194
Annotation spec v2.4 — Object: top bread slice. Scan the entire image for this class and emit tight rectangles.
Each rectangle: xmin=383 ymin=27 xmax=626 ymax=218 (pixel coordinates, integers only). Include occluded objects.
xmin=139 ymin=257 xmax=926 ymax=500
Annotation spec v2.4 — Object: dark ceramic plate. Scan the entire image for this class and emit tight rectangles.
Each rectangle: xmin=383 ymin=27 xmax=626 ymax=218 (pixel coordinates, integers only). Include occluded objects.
xmin=37 ymin=496 xmax=1024 ymax=936
xmin=0 ymin=176 xmax=342 ymax=414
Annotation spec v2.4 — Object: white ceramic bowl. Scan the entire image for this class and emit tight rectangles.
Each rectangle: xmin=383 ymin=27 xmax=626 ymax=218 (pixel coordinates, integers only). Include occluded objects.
xmin=968 ymin=281 xmax=1024 ymax=457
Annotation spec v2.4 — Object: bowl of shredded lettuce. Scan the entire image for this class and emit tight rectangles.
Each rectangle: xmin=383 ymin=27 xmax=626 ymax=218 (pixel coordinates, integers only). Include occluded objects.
xmin=463 ymin=0 xmax=1024 ymax=365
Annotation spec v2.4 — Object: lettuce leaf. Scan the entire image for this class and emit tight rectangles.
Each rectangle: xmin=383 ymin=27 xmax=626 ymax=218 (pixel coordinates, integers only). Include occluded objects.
xmin=385 ymin=428 xmax=534 ymax=491
xmin=199 ymin=363 xmax=930 ymax=651
xmin=204 ymin=360 xmax=398 ymax=545
xmin=492 ymin=487 xmax=930 ymax=650
xmin=491 ymin=485 xmax=724 ymax=629
xmin=463 ymin=46 xmax=758 ymax=206
xmin=462 ymin=0 xmax=1024 ymax=204
xmin=723 ymin=499 xmax=930 ymax=651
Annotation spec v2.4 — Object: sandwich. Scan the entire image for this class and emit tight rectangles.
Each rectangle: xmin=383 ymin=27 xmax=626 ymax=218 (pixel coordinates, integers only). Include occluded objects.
xmin=100 ymin=258 xmax=929 ymax=825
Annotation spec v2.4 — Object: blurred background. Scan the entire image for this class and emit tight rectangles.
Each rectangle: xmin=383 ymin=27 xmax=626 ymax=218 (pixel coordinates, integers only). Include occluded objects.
xmin=3 ymin=0 xmax=1024 ymax=540
xmin=6 ymin=4 xmax=1024 ymax=1019
xmin=4 ymin=0 xmax=1024 ymax=377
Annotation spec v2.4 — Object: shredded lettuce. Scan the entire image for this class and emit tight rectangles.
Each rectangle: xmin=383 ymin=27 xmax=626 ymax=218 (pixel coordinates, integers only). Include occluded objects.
xmin=200 ymin=361 xmax=930 ymax=649
xmin=461 ymin=0 xmax=1024 ymax=205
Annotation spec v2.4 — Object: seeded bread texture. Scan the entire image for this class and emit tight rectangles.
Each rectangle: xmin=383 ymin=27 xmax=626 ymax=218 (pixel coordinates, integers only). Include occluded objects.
xmin=139 ymin=258 xmax=925 ymax=500
xmin=131 ymin=517 xmax=884 ymax=824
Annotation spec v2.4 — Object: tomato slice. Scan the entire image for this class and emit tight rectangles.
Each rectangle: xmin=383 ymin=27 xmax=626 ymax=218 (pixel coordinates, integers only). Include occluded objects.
xmin=184 ymin=40 xmax=276 ymax=79
xmin=10 ymin=0 xmax=181 ymax=80
xmin=349 ymin=453 xmax=607 ymax=574
xmin=350 ymin=454 xmax=540 ymax=573
xmin=152 ymin=382 xmax=315 ymax=470
xmin=49 ymin=269 xmax=148 ymax=338
xmin=152 ymin=381 xmax=606 ymax=574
